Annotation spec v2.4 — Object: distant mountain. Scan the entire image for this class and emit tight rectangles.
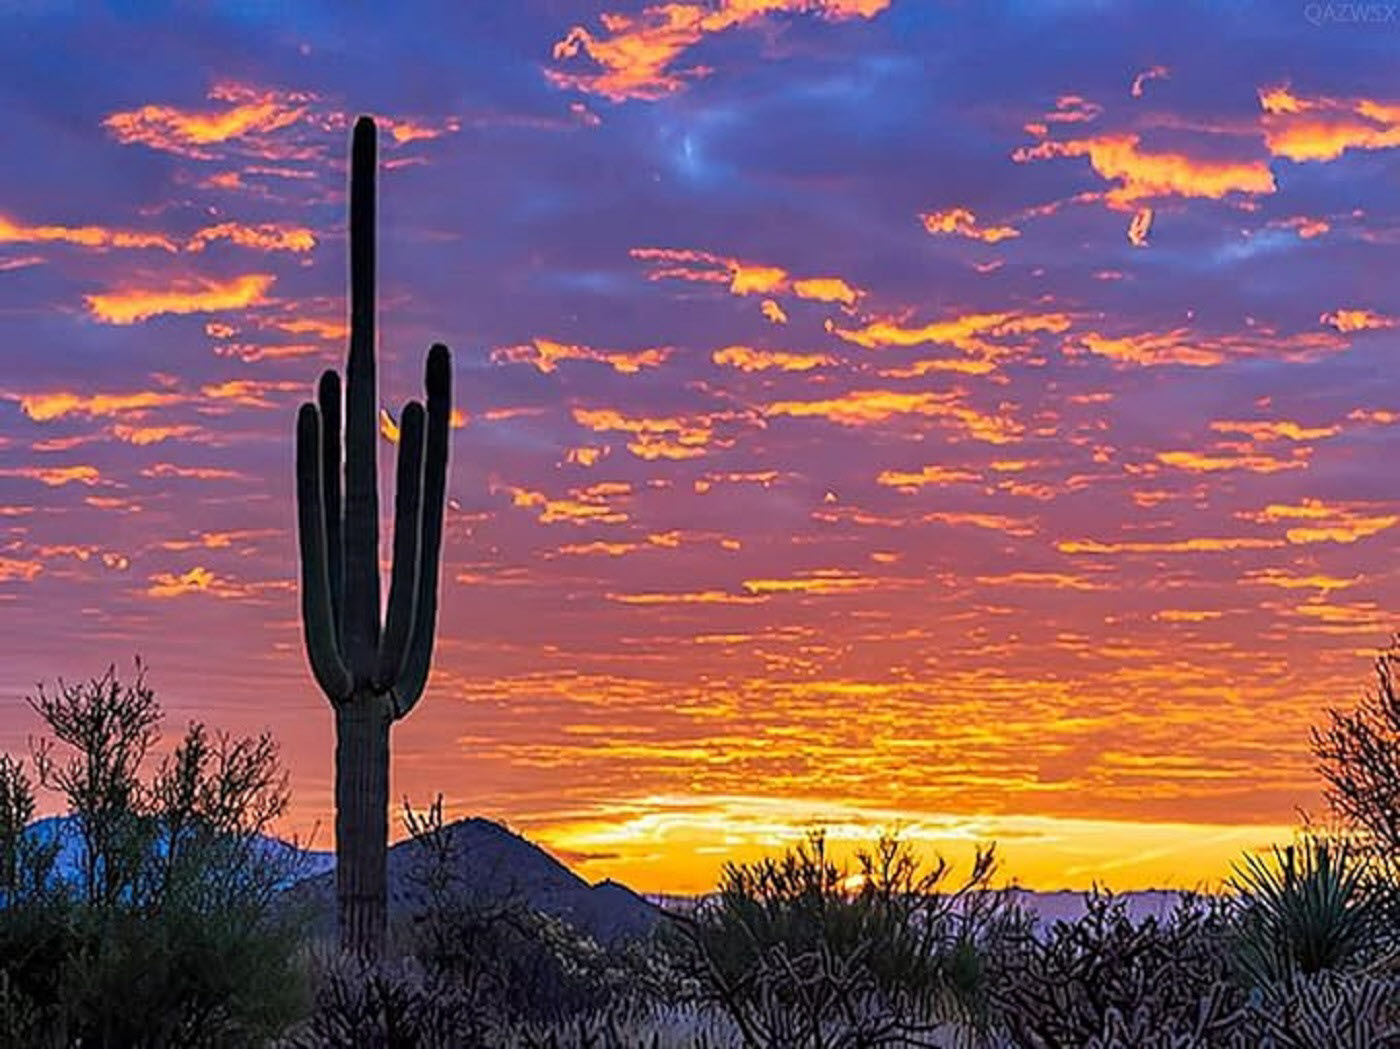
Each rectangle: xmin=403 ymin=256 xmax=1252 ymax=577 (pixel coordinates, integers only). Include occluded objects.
xmin=22 ymin=815 xmax=336 ymax=890
xmin=282 ymin=817 xmax=662 ymax=946
xmin=995 ymin=887 xmax=1195 ymax=927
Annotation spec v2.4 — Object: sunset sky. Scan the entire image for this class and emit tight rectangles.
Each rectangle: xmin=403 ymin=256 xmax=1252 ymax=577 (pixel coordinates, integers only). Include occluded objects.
xmin=2 ymin=0 xmax=1399 ymax=894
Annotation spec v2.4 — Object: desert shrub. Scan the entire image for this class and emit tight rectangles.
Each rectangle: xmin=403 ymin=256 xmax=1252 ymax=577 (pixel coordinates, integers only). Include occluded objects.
xmin=400 ymin=795 xmax=654 ymax=1024
xmin=0 ymin=660 xmax=314 ymax=1048
xmin=663 ymin=828 xmax=1000 ymax=1049
xmin=1244 ymin=969 xmax=1400 ymax=1048
xmin=983 ymin=890 xmax=1251 ymax=1048
xmin=278 ymin=950 xmax=493 ymax=1049
xmin=1229 ymin=835 xmax=1391 ymax=986
xmin=290 ymin=796 xmax=666 ymax=1046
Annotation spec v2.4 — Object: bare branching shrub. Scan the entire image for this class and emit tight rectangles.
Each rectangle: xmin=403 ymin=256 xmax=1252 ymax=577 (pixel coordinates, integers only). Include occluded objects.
xmin=1313 ymin=637 xmax=1400 ymax=862
xmin=0 ymin=659 xmax=313 ymax=1047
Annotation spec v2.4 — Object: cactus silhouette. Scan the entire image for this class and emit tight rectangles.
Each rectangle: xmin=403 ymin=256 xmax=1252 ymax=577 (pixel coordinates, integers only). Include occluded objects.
xmin=294 ymin=115 xmax=451 ymax=958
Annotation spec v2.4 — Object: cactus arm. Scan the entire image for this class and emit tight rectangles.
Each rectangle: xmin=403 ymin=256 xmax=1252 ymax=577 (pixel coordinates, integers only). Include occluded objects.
xmin=343 ymin=115 xmax=381 ymax=680
xmin=376 ymin=400 xmax=425 ymax=690
xmin=295 ymin=403 xmax=351 ymax=702
xmin=392 ymin=344 xmax=451 ymax=720
xmin=317 ymin=369 xmax=344 ymax=645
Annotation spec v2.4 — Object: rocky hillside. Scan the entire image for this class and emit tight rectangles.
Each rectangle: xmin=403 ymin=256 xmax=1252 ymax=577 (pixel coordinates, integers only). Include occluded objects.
xmin=282 ymin=816 xmax=661 ymax=946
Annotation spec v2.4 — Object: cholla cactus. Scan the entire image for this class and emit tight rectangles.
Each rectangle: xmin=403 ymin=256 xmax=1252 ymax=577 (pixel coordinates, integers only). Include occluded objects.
xmin=295 ymin=115 xmax=452 ymax=958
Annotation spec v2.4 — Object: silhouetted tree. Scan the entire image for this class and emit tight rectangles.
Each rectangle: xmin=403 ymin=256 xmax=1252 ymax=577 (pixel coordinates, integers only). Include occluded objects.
xmin=1312 ymin=635 xmax=1400 ymax=868
xmin=0 ymin=660 xmax=312 ymax=1047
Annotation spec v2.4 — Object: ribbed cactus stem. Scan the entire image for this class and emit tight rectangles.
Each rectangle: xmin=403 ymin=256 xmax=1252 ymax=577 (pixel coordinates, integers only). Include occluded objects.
xmin=395 ymin=344 xmax=451 ymax=717
xmin=376 ymin=400 xmax=425 ymax=689
xmin=316 ymin=370 xmax=343 ymax=644
xmin=296 ymin=404 xmax=351 ymax=702
xmin=293 ymin=115 xmax=452 ymax=959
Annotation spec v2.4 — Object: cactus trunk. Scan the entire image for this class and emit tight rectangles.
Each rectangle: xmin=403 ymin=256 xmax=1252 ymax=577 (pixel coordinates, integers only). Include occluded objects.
xmin=294 ymin=115 xmax=452 ymax=960
xmin=334 ymin=695 xmax=392 ymax=953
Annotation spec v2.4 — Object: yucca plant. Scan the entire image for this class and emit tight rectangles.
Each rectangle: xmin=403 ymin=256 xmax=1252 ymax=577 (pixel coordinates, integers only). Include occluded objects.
xmin=1229 ymin=836 xmax=1388 ymax=985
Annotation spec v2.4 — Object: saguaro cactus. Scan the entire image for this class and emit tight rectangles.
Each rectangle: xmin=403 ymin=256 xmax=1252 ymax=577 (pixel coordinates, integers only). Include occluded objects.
xmin=294 ymin=115 xmax=451 ymax=958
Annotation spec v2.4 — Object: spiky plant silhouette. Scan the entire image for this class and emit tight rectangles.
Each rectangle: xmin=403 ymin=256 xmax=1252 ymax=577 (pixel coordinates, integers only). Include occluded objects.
xmin=295 ymin=115 xmax=452 ymax=958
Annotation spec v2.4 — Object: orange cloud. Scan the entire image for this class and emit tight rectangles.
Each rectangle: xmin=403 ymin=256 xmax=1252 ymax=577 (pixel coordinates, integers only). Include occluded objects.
xmin=1208 ymin=419 xmax=1340 ymax=442
xmin=606 ymin=589 xmax=766 ymax=605
xmin=1013 ymin=133 xmax=1275 ymax=208
xmin=791 ymin=277 xmax=860 ymax=305
xmin=761 ymin=299 xmax=789 ymax=324
xmin=495 ymin=480 xmax=631 ymax=525
xmin=769 ymin=390 xmax=1024 ymax=444
xmin=829 ymin=310 xmax=1071 ymax=359
xmin=566 ymin=446 xmax=609 ymax=467
xmin=572 ymin=406 xmax=741 ymax=460
xmin=186 ymin=222 xmax=316 ymax=253
xmin=922 ymin=510 xmax=1036 ymax=535
xmin=919 ymin=208 xmax=1020 ymax=243
xmin=741 ymin=569 xmax=904 ymax=596
xmin=1272 ymin=215 xmax=1330 ymax=239
xmin=103 ymin=81 xmax=312 ymax=158
xmin=199 ymin=379 xmax=301 ymax=408
xmin=14 ymin=390 xmax=185 ymax=421
xmin=113 ymin=424 xmax=202 ymax=445
xmin=1237 ymin=499 xmax=1398 ymax=544
xmin=1156 ymin=449 xmax=1310 ymax=474
xmin=86 ymin=273 xmax=275 ymax=324
xmin=157 ymin=528 xmax=274 ymax=550
xmin=0 ymin=557 xmax=43 ymax=582
xmin=1154 ymin=609 xmax=1221 ymax=622
xmin=630 ymin=247 xmax=861 ymax=306
xmin=1259 ymin=84 xmax=1400 ymax=162
xmin=141 ymin=464 xmax=248 ymax=481
xmin=1320 ymin=308 xmax=1395 ymax=332
xmin=976 ymin=571 xmax=1106 ymax=591
xmin=145 ymin=566 xmax=258 ymax=599
xmin=381 ymin=116 xmax=462 ymax=144
xmin=548 ymin=0 xmax=891 ymax=101
xmin=0 ymin=214 xmax=176 ymax=252
xmin=1059 ymin=536 xmax=1284 ymax=554
xmin=1068 ymin=326 xmax=1344 ymax=367
xmin=764 ymin=389 xmax=959 ymax=427
xmin=0 ymin=465 xmax=101 ymax=486
xmin=552 ymin=541 xmax=639 ymax=557
xmin=492 ymin=338 xmax=671 ymax=374
xmin=1130 ymin=65 xmax=1170 ymax=98
xmin=259 ymin=315 xmax=348 ymax=341
xmin=1045 ymin=94 xmax=1103 ymax=124
xmin=876 ymin=465 xmax=980 ymax=491
xmin=712 ymin=345 xmax=833 ymax=372
xmin=1242 ymin=568 xmax=1358 ymax=591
